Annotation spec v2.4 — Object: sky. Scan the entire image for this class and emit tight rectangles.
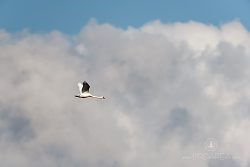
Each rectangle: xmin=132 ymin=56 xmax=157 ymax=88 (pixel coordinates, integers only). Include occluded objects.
xmin=1 ymin=1 xmax=250 ymax=167
xmin=0 ymin=0 xmax=249 ymax=33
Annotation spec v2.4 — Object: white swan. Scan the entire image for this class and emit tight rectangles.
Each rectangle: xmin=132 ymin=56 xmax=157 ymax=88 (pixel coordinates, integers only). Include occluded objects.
xmin=75 ymin=81 xmax=105 ymax=99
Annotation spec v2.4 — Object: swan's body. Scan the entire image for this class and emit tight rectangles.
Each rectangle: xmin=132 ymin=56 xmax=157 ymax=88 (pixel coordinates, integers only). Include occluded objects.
xmin=75 ymin=81 xmax=105 ymax=99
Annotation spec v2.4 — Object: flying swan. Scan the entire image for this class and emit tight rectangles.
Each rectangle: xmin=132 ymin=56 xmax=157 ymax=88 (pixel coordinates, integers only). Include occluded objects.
xmin=75 ymin=81 xmax=105 ymax=99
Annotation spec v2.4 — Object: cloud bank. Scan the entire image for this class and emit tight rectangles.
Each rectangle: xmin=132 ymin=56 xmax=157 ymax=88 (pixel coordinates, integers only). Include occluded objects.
xmin=1 ymin=20 xmax=250 ymax=167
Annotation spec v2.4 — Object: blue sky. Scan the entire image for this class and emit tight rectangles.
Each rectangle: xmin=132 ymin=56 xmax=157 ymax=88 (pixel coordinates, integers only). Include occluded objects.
xmin=0 ymin=0 xmax=249 ymax=33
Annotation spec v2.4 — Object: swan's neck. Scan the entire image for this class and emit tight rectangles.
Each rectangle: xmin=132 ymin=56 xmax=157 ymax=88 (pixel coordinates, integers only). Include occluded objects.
xmin=90 ymin=95 xmax=105 ymax=99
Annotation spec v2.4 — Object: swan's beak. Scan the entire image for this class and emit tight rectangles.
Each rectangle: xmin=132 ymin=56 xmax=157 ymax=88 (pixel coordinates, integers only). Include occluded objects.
xmin=103 ymin=96 xmax=106 ymax=99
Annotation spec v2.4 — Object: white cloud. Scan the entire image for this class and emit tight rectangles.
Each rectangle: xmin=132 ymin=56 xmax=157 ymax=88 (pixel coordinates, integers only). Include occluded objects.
xmin=0 ymin=20 xmax=249 ymax=167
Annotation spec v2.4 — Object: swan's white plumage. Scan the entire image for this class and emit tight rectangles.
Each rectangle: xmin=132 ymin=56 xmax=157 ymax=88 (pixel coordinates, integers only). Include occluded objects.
xmin=78 ymin=82 xmax=83 ymax=94
xmin=75 ymin=81 xmax=105 ymax=99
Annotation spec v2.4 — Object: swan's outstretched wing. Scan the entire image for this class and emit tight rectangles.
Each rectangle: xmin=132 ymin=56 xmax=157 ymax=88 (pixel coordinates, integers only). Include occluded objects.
xmin=78 ymin=82 xmax=83 ymax=94
xmin=82 ymin=81 xmax=90 ymax=93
